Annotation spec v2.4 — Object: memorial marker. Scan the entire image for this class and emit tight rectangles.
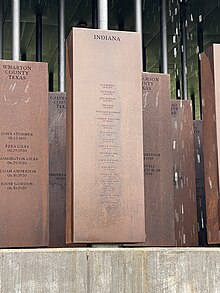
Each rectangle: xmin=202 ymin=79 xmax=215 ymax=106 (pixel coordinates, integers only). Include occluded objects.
xmin=171 ymin=100 xmax=198 ymax=246
xmin=193 ymin=120 xmax=207 ymax=246
xmin=66 ymin=28 xmax=145 ymax=243
xmin=49 ymin=92 xmax=66 ymax=247
xmin=141 ymin=72 xmax=175 ymax=246
xmin=201 ymin=44 xmax=220 ymax=244
xmin=0 ymin=60 xmax=48 ymax=247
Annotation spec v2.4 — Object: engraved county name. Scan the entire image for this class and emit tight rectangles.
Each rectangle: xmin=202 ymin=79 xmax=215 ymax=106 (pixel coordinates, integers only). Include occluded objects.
xmin=2 ymin=64 xmax=32 ymax=80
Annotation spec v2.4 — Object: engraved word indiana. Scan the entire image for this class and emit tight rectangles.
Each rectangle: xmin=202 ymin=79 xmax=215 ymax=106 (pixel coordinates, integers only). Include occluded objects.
xmin=93 ymin=35 xmax=121 ymax=41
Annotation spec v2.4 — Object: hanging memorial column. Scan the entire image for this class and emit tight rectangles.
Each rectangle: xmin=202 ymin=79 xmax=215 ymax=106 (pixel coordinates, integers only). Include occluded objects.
xmin=66 ymin=28 xmax=145 ymax=244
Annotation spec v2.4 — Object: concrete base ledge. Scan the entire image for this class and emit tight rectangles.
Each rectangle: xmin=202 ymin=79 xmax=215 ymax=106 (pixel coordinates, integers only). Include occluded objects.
xmin=0 ymin=248 xmax=220 ymax=293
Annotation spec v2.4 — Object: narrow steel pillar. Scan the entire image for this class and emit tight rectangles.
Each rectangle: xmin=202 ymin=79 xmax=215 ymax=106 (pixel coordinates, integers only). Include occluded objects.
xmin=180 ymin=0 xmax=188 ymax=100
xmin=143 ymin=44 xmax=147 ymax=71
xmin=197 ymin=18 xmax=204 ymax=53
xmin=49 ymin=72 xmax=54 ymax=92
xmin=58 ymin=0 xmax=65 ymax=92
xmin=21 ymin=53 xmax=26 ymax=61
xmin=0 ymin=0 xmax=3 ymax=59
xmin=97 ymin=0 xmax=108 ymax=30
xmin=191 ymin=93 xmax=196 ymax=120
xmin=12 ymin=0 xmax=20 ymax=60
xmin=36 ymin=14 xmax=42 ymax=62
xmin=176 ymin=78 xmax=181 ymax=99
xmin=134 ymin=0 xmax=142 ymax=33
xmin=197 ymin=15 xmax=203 ymax=119
xmin=160 ymin=0 xmax=168 ymax=73
xmin=134 ymin=0 xmax=143 ymax=69
xmin=118 ymin=0 xmax=125 ymax=31
xmin=92 ymin=0 xmax=97 ymax=29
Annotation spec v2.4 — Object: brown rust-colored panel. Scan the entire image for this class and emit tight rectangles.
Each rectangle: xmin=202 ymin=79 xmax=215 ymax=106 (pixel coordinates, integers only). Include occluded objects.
xmin=171 ymin=100 xmax=198 ymax=246
xmin=193 ymin=120 xmax=207 ymax=246
xmin=49 ymin=92 xmax=86 ymax=248
xmin=124 ymin=73 xmax=175 ymax=247
xmin=66 ymin=28 xmax=145 ymax=243
xmin=138 ymin=73 xmax=175 ymax=246
xmin=0 ymin=60 xmax=48 ymax=248
xmin=49 ymin=92 xmax=66 ymax=247
xmin=66 ymin=32 xmax=73 ymax=244
xmin=201 ymin=44 xmax=220 ymax=244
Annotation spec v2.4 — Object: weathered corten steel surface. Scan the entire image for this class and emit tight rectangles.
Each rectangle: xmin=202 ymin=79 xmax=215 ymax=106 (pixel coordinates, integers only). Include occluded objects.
xmin=193 ymin=120 xmax=207 ymax=246
xmin=171 ymin=100 xmax=198 ymax=246
xmin=1 ymin=248 xmax=220 ymax=293
xmin=127 ymin=73 xmax=175 ymax=246
xmin=201 ymin=44 xmax=220 ymax=244
xmin=66 ymin=28 xmax=145 ymax=243
xmin=0 ymin=60 xmax=48 ymax=247
xmin=49 ymin=92 xmax=66 ymax=247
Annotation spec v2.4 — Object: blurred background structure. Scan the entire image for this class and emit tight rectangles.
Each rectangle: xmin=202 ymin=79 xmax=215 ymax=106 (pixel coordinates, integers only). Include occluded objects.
xmin=1 ymin=0 xmax=219 ymax=118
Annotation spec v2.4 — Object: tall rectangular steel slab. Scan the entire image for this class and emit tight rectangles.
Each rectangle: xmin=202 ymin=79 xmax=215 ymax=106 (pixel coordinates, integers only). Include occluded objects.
xmin=0 ymin=60 xmax=48 ymax=247
xmin=141 ymin=72 xmax=175 ymax=246
xmin=49 ymin=92 xmax=66 ymax=247
xmin=201 ymin=44 xmax=220 ymax=244
xmin=66 ymin=28 xmax=145 ymax=243
xmin=171 ymin=100 xmax=198 ymax=246
xmin=193 ymin=120 xmax=207 ymax=246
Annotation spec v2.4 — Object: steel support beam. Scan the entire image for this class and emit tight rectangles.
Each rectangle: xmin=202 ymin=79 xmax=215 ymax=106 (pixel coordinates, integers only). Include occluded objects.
xmin=49 ymin=72 xmax=54 ymax=92
xmin=176 ymin=79 xmax=181 ymax=99
xmin=134 ymin=0 xmax=143 ymax=69
xmin=160 ymin=0 xmax=168 ymax=74
xmin=118 ymin=0 xmax=125 ymax=31
xmin=191 ymin=93 xmax=196 ymax=120
xmin=12 ymin=0 xmax=20 ymax=60
xmin=92 ymin=0 xmax=97 ymax=29
xmin=197 ymin=16 xmax=203 ymax=119
xmin=134 ymin=0 xmax=142 ymax=33
xmin=58 ymin=0 xmax=65 ymax=92
xmin=97 ymin=0 xmax=108 ymax=30
xmin=21 ymin=53 xmax=27 ymax=61
xmin=36 ymin=14 xmax=42 ymax=62
xmin=180 ymin=0 xmax=188 ymax=100
xmin=0 ymin=0 xmax=3 ymax=59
